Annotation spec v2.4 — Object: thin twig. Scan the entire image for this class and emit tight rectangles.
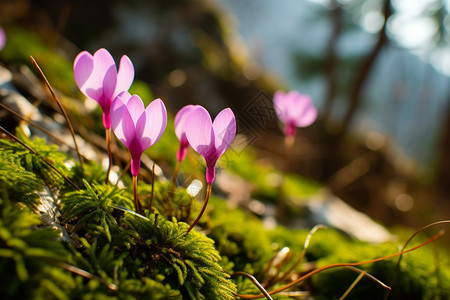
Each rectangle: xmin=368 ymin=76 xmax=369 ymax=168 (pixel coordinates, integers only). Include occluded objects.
xmin=339 ymin=271 xmax=366 ymax=300
xmin=30 ymin=56 xmax=84 ymax=169
xmin=236 ymin=232 xmax=443 ymax=299
xmin=57 ymin=262 xmax=118 ymax=291
xmin=231 ymin=272 xmax=273 ymax=300
xmin=343 ymin=266 xmax=391 ymax=290
xmin=384 ymin=220 xmax=450 ymax=300
xmin=270 ymin=225 xmax=327 ymax=286
xmin=0 ymin=103 xmax=76 ymax=151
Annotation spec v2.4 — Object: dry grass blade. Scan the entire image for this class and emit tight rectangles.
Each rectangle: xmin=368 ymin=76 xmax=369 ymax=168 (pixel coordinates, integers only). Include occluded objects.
xmin=29 ymin=56 xmax=84 ymax=169
xmin=236 ymin=231 xmax=443 ymax=299
xmin=384 ymin=220 xmax=450 ymax=300
xmin=339 ymin=271 xmax=366 ymax=300
xmin=344 ymin=266 xmax=391 ymax=290
xmin=57 ymin=262 xmax=118 ymax=291
xmin=231 ymin=271 xmax=273 ymax=300
xmin=271 ymin=224 xmax=327 ymax=286
xmin=0 ymin=102 xmax=82 ymax=154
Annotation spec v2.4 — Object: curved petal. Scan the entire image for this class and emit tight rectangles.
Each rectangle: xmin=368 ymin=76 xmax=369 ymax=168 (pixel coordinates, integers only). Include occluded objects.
xmin=294 ymin=101 xmax=318 ymax=127
xmin=93 ymin=49 xmax=117 ymax=105
xmin=114 ymin=55 xmax=135 ymax=99
xmin=0 ymin=27 xmax=6 ymax=50
xmin=111 ymin=94 xmax=136 ymax=150
xmin=136 ymin=98 xmax=167 ymax=150
xmin=185 ymin=106 xmax=214 ymax=157
xmin=212 ymin=108 xmax=236 ymax=156
xmin=273 ymin=90 xmax=290 ymax=124
xmin=174 ymin=105 xmax=196 ymax=141
xmin=74 ymin=51 xmax=98 ymax=100
xmin=125 ymin=94 xmax=145 ymax=125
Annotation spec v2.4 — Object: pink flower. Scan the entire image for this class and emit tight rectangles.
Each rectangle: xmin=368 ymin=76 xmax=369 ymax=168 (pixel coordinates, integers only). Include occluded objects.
xmin=74 ymin=48 xmax=134 ymax=129
xmin=111 ymin=91 xmax=167 ymax=176
xmin=185 ymin=106 xmax=236 ymax=184
xmin=273 ymin=90 xmax=317 ymax=136
xmin=174 ymin=105 xmax=198 ymax=162
xmin=0 ymin=27 xmax=6 ymax=51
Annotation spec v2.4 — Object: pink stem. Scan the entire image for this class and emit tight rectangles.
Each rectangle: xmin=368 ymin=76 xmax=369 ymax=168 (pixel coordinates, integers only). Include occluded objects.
xmin=133 ymin=175 xmax=141 ymax=214
xmin=105 ymin=128 xmax=113 ymax=184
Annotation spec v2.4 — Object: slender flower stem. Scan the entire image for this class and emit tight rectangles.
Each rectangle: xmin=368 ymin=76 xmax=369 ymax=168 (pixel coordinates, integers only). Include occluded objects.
xmin=105 ymin=128 xmax=113 ymax=183
xmin=186 ymin=183 xmax=212 ymax=234
xmin=276 ymin=135 xmax=295 ymax=222
xmin=283 ymin=135 xmax=295 ymax=173
xmin=133 ymin=175 xmax=141 ymax=214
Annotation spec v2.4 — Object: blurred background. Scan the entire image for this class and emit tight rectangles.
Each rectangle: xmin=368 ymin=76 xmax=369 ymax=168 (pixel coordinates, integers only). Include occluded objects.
xmin=1 ymin=0 xmax=450 ymax=231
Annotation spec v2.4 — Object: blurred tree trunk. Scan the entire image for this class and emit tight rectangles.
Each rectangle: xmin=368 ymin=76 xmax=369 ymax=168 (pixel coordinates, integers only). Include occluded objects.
xmin=434 ymin=88 xmax=450 ymax=202
xmin=338 ymin=0 xmax=392 ymax=139
xmin=322 ymin=0 xmax=343 ymax=124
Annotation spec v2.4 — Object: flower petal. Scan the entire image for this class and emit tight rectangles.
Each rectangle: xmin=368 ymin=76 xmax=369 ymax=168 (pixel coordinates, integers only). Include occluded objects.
xmin=94 ymin=49 xmax=118 ymax=105
xmin=136 ymin=98 xmax=167 ymax=150
xmin=74 ymin=51 xmax=97 ymax=99
xmin=212 ymin=108 xmax=236 ymax=156
xmin=111 ymin=94 xmax=136 ymax=150
xmin=185 ymin=106 xmax=214 ymax=159
xmin=273 ymin=90 xmax=290 ymax=124
xmin=294 ymin=101 xmax=317 ymax=127
xmin=114 ymin=55 xmax=135 ymax=99
xmin=125 ymin=94 xmax=145 ymax=125
xmin=174 ymin=105 xmax=196 ymax=141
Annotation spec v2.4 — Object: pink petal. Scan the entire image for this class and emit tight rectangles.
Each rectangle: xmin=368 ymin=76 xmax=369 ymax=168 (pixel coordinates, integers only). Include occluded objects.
xmin=174 ymin=105 xmax=196 ymax=141
xmin=212 ymin=108 xmax=236 ymax=156
xmin=136 ymin=98 xmax=167 ymax=150
xmin=294 ymin=102 xmax=317 ymax=127
xmin=125 ymin=94 xmax=145 ymax=125
xmin=273 ymin=90 xmax=290 ymax=124
xmin=0 ymin=27 xmax=6 ymax=50
xmin=94 ymin=49 xmax=118 ymax=105
xmin=111 ymin=94 xmax=136 ymax=150
xmin=114 ymin=55 xmax=135 ymax=99
xmin=74 ymin=51 xmax=98 ymax=100
xmin=185 ymin=106 xmax=214 ymax=157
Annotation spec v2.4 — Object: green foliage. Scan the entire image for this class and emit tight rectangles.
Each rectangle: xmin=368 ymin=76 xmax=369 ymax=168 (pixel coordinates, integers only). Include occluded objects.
xmin=208 ymin=197 xmax=274 ymax=275
xmin=0 ymin=26 xmax=75 ymax=95
xmin=119 ymin=213 xmax=237 ymax=299
xmin=0 ymin=150 xmax=43 ymax=209
xmin=0 ymin=130 xmax=70 ymax=190
xmin=61 ymin=180 xmax=133 ymax=242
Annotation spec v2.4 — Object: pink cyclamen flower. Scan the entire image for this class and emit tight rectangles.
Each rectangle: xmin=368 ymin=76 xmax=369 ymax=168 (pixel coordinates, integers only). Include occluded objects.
xmin=174 ymin=105 xmax=198 ymax=162
xmin=111 ymin=91 xmax=167 ymax=176
xmin=0 ymin=27 xmax=6 ymax=50
xmin=185 ymin=106 xmax=236 ymax=184
xmin=74 ymin=48 xmax=134 ymax=129
xmin=273 ymin=90 xmax=317 ymax=137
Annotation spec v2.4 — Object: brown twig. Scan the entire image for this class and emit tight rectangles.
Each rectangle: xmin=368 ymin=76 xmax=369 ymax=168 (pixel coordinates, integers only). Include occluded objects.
xmin=384 ymin=220 xmax=450 ymax=300
xmin=30 ymin=56 xmax=84 ymax=169
xmin=236 ymin=232 xmax=443 ymax=299
xmin=231 ymin=272 xmax=273 ymax=300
